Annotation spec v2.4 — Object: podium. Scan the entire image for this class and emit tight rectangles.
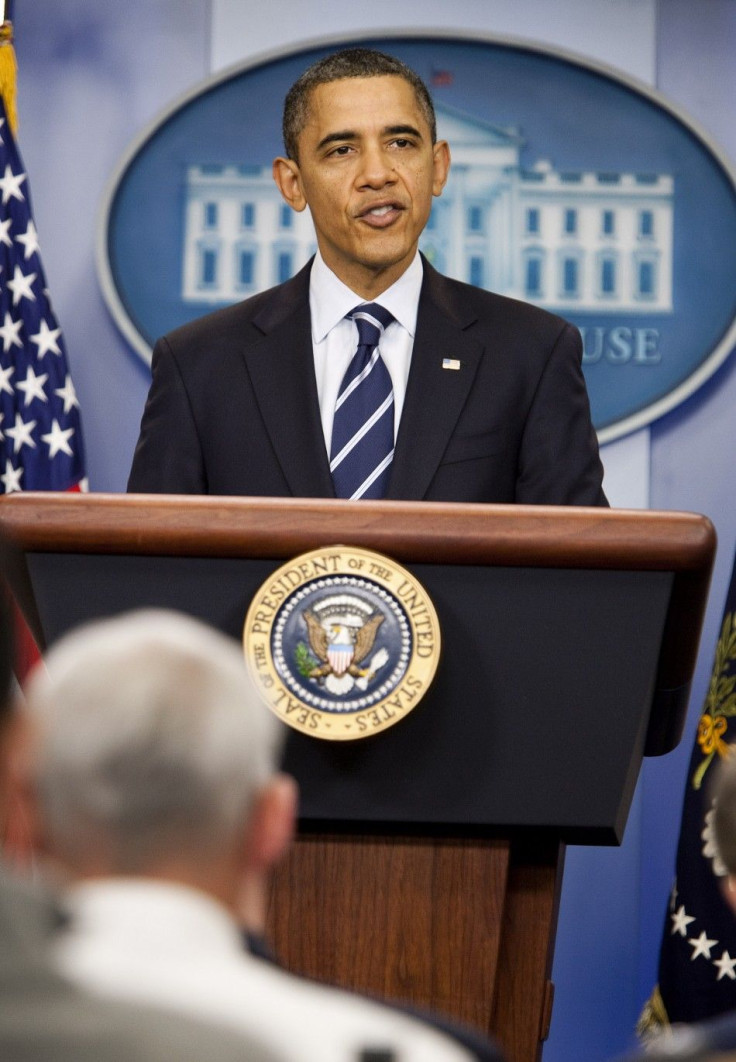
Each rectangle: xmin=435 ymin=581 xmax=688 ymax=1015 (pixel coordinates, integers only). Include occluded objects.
xmin=0 ymin=493 xmax=716 ymax=1062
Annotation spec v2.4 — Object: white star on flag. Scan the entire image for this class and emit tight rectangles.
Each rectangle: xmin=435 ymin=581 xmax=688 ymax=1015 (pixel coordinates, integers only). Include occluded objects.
xmin=5 ymin=412 xmax=36 ymax=452
xmin=713 ymin=949 xmax=736 ymax=981
xmin=54 ymin=374 xmax=79 ymax=414
xmin=0 ymin=162 xmax=25 ymax=204
xmin=0 ymin=216 xmax=12 ymax=248
xmin=16 ymin=219 xmax=40 ymax=259
xmin=41 ymin=417 xmax=75 ymax=458
xmin=688 ymin=931 xmax=718 ymax=961
xmin=0 ymin=457 xmax=22 ymax=493
xmin=7 ymin=264 xmax=37 ymax=305
xmin=0 ymin=361 xmax=13 ymax=395
xmin=670 ymin=905 xmax=696 ymax=937
xmin=16 ymin=366 xmax=48 ymax=406
xmin=0 ymin=311 xmax=22 ymax=352
xmin=29 ymin=318 xmax=62 ymax=357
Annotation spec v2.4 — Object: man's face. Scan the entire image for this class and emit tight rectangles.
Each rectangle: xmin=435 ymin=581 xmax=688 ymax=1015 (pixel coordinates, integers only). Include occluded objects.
xmin=273 ymin=75 xmax=450 ymax=297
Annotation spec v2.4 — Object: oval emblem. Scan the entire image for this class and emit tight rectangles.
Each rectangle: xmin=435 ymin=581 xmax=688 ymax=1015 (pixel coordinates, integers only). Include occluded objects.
xmin=243 ymin=546 xmax=441 ymax=739
xmin=99 ymin=34 xmax=736 ymax=443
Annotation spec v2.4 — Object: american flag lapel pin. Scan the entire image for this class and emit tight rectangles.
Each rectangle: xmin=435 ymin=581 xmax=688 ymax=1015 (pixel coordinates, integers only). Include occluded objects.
xmin=442 ymin=357 xmax=461 ymax=370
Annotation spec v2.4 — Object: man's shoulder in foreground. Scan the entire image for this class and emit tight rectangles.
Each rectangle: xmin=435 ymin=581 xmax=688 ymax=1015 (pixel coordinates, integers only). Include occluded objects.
xmin=0 ymin=870 xmax=280 ymax=1062
xmin=55 ymin=879 xmax=486 ymax=1062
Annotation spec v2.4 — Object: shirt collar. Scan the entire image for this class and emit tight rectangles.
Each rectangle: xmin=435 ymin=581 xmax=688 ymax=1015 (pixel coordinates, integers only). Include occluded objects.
xmin=309 ymin=250 xmax=423 ymax=342
xmin=62 ymin=879 xmax=244 ymax=955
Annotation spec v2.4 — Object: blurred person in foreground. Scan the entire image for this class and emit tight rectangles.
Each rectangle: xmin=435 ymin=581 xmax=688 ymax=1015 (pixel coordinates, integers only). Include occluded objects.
xmin=0 ymin=547 xmax=280 ymax=1062
xmin=22 ymin=608 xmax=490 ymax=1062
xmin=616 ymin=752 xmax=736 ymax=1062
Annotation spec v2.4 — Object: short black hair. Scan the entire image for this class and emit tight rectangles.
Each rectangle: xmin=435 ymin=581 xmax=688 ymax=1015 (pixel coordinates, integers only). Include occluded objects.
xmin=282 ymin=47 xmax=437 ymax=161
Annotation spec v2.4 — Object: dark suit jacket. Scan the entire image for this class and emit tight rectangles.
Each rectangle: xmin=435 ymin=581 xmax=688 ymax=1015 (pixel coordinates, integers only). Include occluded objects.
xmin=128 ymin=258 xmax=606 ymax=506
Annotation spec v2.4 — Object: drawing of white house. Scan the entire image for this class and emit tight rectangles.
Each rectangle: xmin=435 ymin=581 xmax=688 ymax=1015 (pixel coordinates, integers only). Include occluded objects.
xmin=181 ymin=103 xmax=673 ymax=313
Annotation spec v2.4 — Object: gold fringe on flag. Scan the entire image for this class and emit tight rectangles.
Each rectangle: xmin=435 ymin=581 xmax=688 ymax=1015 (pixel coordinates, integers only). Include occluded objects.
xmin=0 ymin=18 xmax=17 ymax=135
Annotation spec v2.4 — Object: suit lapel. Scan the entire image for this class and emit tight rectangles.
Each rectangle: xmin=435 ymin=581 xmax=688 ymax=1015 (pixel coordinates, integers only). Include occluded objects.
xmin=244 ymin=264 xmax=335 ymax=498
xmin=387 ymin=264 xmax=484 ymax=500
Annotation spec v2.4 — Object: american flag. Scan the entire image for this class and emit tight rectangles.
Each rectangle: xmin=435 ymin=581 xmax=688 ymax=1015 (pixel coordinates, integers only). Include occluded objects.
xmin=0 ymin=95 xmax=86 ymax=495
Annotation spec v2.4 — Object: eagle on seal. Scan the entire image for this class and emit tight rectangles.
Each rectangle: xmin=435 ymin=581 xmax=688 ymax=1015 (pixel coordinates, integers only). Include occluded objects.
xmin=303 ymin=609 xmax=384 ymax=679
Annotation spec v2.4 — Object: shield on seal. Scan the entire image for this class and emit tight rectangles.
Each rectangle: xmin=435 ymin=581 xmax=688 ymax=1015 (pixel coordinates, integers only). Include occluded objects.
xmin=327 ymin=643 xmax=354 ymax=676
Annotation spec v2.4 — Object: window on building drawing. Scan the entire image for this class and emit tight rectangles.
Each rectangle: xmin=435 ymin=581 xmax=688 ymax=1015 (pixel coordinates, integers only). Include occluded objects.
xmin=638 ymin=259 xmax=656 ymax=297
xmin=469 ymin=256 xmax=485 ymax=288
xmin=526 ymin=208 xmax=540 ymax=235
xmin=600 ymin=257 xmax=617 ymax=295
xmin=562 ymin=257 xmax=579 ymax=296
xmin=238 ymin=249 xmax=255 ymax=286
xmin=639 ymin=210 xmax=654 ymax=238
xmin=277 ymin=252 xmax=293 ymax=284
xmin=525 ymin=256 xmax=543 ymax=297
xmin=199 ymin=247 xmax=218 ymax=287
xmin=203 ymin=202 xmax=218 ymax=230
xmin=467 ymin=205 xmax=484 ymax=234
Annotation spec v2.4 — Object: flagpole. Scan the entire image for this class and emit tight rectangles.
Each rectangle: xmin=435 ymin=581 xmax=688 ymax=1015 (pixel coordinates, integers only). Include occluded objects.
xmin=0 ymin=0 xmax=16 ymax=134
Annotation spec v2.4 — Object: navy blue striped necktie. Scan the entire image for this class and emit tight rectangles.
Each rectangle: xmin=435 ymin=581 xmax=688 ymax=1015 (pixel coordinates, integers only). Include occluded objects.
xmin=330 ymin=303 xmax=395 ymax=500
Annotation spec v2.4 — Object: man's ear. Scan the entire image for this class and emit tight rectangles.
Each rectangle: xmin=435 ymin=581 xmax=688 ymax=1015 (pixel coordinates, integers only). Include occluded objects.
xmin=245 ymin=772 xmax=298 ymax=873
xmin=272 ymin=157 xmax=307 ymax=213
xmin=432 ymin=139 xmax=451 ymax=197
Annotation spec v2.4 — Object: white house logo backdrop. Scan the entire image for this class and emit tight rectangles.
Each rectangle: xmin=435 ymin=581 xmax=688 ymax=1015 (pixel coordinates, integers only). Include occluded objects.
xmin=243 ymin=546 xmax=441 ymax=740
xmin=99 ymin=34 xmax=736 ymax=443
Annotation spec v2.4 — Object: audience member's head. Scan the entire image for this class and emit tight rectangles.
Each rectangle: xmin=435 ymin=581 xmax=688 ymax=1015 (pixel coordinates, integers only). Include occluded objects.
xmin=24 ymin=610 xmax=296 ymax=924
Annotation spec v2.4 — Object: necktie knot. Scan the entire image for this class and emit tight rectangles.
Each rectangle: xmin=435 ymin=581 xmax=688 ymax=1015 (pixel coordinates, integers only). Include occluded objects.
xmin=347 ymin=303 xmax=395 ymax=350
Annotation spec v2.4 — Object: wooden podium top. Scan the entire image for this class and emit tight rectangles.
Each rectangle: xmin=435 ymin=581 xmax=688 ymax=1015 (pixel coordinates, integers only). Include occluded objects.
xmin=0 ymin=490 xmax=715 ymax=570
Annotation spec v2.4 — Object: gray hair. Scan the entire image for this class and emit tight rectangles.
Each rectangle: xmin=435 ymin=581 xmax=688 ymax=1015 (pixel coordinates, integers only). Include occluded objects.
xmin=714 ymin=754 xmax=736 ymax=876
xmin=25 ymin=610 xmax=283 ymax=872
xmin=282 ymin=47 xmax=437 ymax=161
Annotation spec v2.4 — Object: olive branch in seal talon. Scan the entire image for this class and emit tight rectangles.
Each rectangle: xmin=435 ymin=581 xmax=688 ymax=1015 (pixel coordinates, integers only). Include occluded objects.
xmin=693 ymin=610 xmax=736 ymax=790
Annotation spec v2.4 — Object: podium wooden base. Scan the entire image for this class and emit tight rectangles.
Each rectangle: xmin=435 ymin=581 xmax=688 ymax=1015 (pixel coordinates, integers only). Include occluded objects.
xmin=267 ymin=833 xmax=564 ymax=1062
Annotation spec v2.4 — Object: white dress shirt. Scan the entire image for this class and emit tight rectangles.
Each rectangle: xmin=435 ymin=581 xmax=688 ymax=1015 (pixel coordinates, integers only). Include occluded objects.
xmin=54 ymin=880 xmax=472 ymax=1062
xmin=309 ymin=250 xmax=422 ymax=452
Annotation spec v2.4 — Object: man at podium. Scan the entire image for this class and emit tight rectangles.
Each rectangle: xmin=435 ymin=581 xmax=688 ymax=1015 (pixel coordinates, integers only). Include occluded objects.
xmin=129 ymin=48 xmax=606 ymax=508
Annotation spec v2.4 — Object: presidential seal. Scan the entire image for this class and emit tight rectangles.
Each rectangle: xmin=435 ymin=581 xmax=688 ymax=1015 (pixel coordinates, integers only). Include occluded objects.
xmin=243 ymin=547 xmax=441 ymax=740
